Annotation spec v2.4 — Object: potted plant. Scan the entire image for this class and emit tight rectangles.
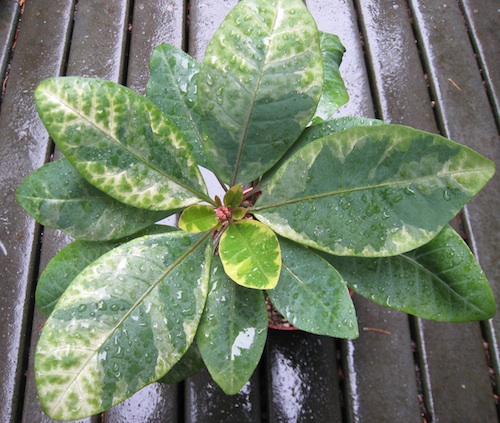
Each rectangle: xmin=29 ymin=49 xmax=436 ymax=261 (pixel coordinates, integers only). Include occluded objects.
xmin=16 ymin=0 xmax=495 ymax=419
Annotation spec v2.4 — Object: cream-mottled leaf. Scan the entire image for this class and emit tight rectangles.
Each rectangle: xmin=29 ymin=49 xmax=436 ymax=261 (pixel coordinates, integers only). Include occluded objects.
xmin=219 ymin=220 xmax=281 ymax=289
xmin=35 ymin=231 xmax=212 ymax=420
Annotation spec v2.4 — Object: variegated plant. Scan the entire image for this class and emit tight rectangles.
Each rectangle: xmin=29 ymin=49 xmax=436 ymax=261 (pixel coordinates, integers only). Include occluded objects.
xmin=16 ymin=0 xmax=495 ymax=420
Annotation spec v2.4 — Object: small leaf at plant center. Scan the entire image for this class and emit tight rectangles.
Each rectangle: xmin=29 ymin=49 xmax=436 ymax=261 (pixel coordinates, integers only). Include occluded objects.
xmin=232 ymin=207 xmax=247 ymax=221
xmin=224 ymin=184 xmax=244 ymax=209
xmin=219 ymin=220 xmax=281 ymax=289
xmin=179 ymin=205 xmax=218 ymax=233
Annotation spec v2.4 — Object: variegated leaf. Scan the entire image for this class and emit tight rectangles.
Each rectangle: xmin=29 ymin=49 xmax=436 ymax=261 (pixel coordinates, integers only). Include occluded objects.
xmin=324 ymin=225 xmax=496 ymax=321
xmin=198 ymin=0 xmax=323 ymax=185
xmin=35 ymin=77 xmax=211 ymax=211
xmin=158 ymin=342 xmax=204 ymax=384
xmin=263 ymin=116 xmax=385 ymax=182
xmin=178 ymin=204 xmax=218 ymax=233
xmin=196 ymin=256 xmax=268 ymax=394
xmin=254 ymin=124 xmax=495 ymax=257
xmin=219 ymin=220 xmax=281 ymax=289
xmin=147 ymin=44 xmax=207 ymax=168
xmin=36 ymin=225 xmax=178 ymax=316
xmin=16 ymin=159 xmax=171 ymax=240
xmin=268 ymin=238 xmax=358 ymax=338
xmin=311 ymin=32 xmax=349 ymax=123
xmin=35 ymin=231 xmax=213 ymax=420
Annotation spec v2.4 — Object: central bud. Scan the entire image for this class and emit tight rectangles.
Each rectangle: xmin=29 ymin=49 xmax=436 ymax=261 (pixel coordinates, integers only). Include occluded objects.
xmin=215 ymin=205 xmax=233 ymax=222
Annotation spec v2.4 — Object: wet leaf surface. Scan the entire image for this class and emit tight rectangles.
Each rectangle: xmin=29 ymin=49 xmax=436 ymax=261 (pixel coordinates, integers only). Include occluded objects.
xmin=254 ymin=124 xmax=495 ymax=256
xmin=219 ymin=220 xmax=281 ymax=289
xmin=268 ymin=237 xmax=358 ymax=338
xmin=325 ymin=225 xmax=496 ymax=321
xmin=198 ymin=0 xmax=323 ymax=185
xmin=196 ymin=256 xmax=268 ymax=394
xmin=35 ymin=231 xmax=213 ymax=420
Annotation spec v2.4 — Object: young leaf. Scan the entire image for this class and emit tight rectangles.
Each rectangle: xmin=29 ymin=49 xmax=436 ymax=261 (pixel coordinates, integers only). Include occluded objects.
xmin=219 ymin=220 xmax=281 ymax=289
xmin=146 ymin=44 xmax=207 ymax=168
xmin=35 ymin=231 xmax=213 ymax=420
xmin=232 ymin=207 xmax=247 ymax=221
xmin=196 ymin=256 xmax=268 ymax=394
xmin=268 ymin=238 xmax=358 ymax=338
xmin=158 ymin=342 xmax=204 ymax=384
xmin=254 ymin=124 xmax=495 ymax=257
xmin=36 ymin=225 xmax=178 ymax=316
xmin=34 ymin=77 xmax=211 ymax=211
xmin=324 ymin=225 xmax=496 ymax=322
xmin=16 ymin=159 xmax=172 ymax=241
xmin=224 ymin=184 xmax=243 ymax=209
xmin=198 ymin=0 xmax=324 ymax=185
xmin=179 ymin=204 xmax=218 ymax=233
xmin=311 ymin=32 xmax=349 ymax=123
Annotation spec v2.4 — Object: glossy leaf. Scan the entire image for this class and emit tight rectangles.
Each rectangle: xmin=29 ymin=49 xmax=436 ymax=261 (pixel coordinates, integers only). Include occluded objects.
xmin=158 ymin=342 xmax=204 ymax=384
xmin=35 ymin=231 xmax=213 ymax=420
xmin=198 ymin=0 xmax=324 ymax=185
xmin=263 ymin=117 xmax=385 ymax=182
xmin=268 ymin=238 xmax=358 ymax=338
xmin=16 ymin=159 xmax=171 ymax=240
xmin=325 ymin=225 xmax=496 ymax=321
xmin=178 ymin=205 xmax=218 ymax=233
xmin=311 ymin=32 xmax=349 ymax=123
xmin=147 ymin=44 xmax=207 ymax=167
xmin=196 ymin=256 xmax=268 ymax=394
xmin=36 ymin=225 xmax=178 ymax=316
xmin=219 ymin=220 xmax=281 ymax=289
xmin=224 ymin=184 xmax=244 ymax=208
xmin=232 ymin=207 xmax=247 ymax=220
xmin=35 ymin=77 xmax=210 ymax=211
xmin=254 ymin=124 xmax=495 ymax=257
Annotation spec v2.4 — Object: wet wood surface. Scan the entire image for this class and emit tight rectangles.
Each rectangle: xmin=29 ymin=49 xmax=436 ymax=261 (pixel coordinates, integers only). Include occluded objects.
xmin=0 ymin=0 xmax=498 ymax=421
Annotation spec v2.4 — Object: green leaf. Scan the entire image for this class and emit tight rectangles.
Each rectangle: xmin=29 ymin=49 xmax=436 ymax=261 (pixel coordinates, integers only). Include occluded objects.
xmin=224 ymin=184 xmax=244 ymax=208
xmin=263 ymin=117 xmax=385 ymax=182
xmin=198 ymin=0 xmax=324 ymax=185
xmin=196 ymin=256 xmax=268 ymax=394
xmin=35 ymin=231 xmax=213 ymax=420
xmin=146 ymin=44 xmax=207 ymax=168
xmin=311 ymin=32 xmax=349 ymax=123
xmin=36 ymin=225 xmax=178 ymax=316
xmin=254 ymin=124 xmax=495 ymax=257
xmin=267 ymin=238 xmax=358 ymax=338
xmin=178 ymin=205 xmax=218 ymax=233
xmin=324 ymin=225 xmax=496 ymax=322
xmin=158 ymin=342 xmax=204 ymax=384
xmin=232 ymin=207 xmax=247 ymax=220
xmin=35 ymin=77 xmax=211 ymax=211
xmin=16 ymin=159 xmax=172 ymax=241
xmin=219 ymin=220 xmax=281 ymax=289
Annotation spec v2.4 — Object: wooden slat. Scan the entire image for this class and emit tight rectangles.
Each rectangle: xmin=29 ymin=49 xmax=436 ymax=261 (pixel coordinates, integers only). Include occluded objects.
xmin=0 ymin=0 xmax=19 ymax=82
xmin=305 ymin=0 xmax=374 ymax=118
xmin=0 ymin=1 xmax=75 ymax=421
xmin=188 ymin=0 xmax=238 ymax=62
xmin=20 ymin=1 xmax=132 ymax=422
xmin=127 ymin=0 xmax=187 ymax=94
xmin=460 ymin=0 xmax=500 ymax=126
xmin=185 ymin=368 xmax=262 ymax=422
xmin=266 ymin=330 xmax=342 ymax=422
xmin=408 ymin=0 xmax=499 ymax=421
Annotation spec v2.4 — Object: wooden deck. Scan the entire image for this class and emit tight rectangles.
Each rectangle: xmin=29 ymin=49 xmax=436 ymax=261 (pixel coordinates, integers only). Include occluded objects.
xmin=0 ymin=0 xmax=498 ymax=421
